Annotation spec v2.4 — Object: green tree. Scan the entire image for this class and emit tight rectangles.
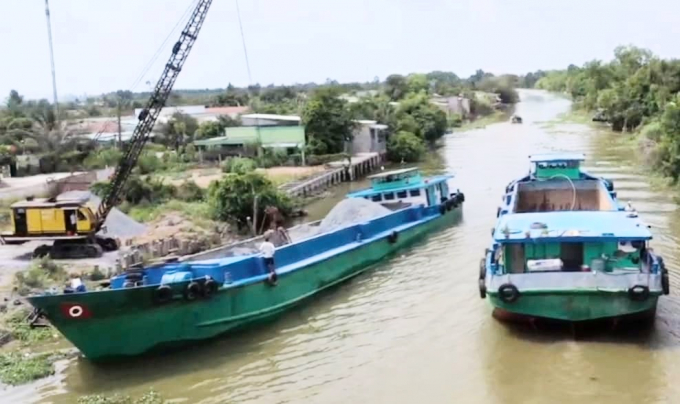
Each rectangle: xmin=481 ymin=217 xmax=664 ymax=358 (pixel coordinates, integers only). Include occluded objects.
xmin=194 ymin=121 xmax=224 ymax=140
xmin=157 ymin=112 xmax=198 ymax=150
xmin=395 ymin=94 xmax=448 ymax=145
xmin=384 ymin=74 xmax=409 ymax=101
xmin=406 ymin=74 xmax=430 ymax=94
xmin=386 ymin=131 xmax=425 ymax=163
xmin=208 ymin=171 xmax=292 ymax=230
xmin=302 ymin=87 xmax=356 ymax=155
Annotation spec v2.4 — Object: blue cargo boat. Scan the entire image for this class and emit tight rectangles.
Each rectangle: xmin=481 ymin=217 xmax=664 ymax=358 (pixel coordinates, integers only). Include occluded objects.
xmin=479 ymin=153 xmax=670 ymax=323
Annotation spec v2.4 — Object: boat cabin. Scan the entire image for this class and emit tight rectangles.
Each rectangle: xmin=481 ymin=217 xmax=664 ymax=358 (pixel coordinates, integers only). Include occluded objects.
xmin=500 ymin=153 xmax=619 ymax=215
xmin=490 ymin=211 xmax=657 ymax=275
xmin=346 ymin=167 xmax=453 ymax=210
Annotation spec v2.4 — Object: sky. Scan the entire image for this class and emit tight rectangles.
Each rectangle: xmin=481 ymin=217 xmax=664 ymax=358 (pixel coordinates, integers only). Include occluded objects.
xmin=1 ymin=0 xmax=679 ymax=101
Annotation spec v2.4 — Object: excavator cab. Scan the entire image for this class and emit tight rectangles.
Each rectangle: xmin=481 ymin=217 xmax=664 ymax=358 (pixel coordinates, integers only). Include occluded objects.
xmin=1 ymin=198 xmax=116 ymax=258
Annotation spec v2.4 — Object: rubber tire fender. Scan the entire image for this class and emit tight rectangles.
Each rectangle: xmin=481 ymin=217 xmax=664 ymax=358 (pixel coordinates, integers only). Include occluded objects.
xmin=156 ymin=285 xmax=173 ymax=303
xmin=184 ymin=282 xmax=202 ymax=301
xmin=479 ymin=257 xmax=487 ymax=280
xmin=628 ymin=285 xmax=650 ymax=302
xmin=479 ymin=278 xmax=487 ymax=299
xmin=659 ymin=257 xmax=670 ymax=295
xmin=439 ymin=204 xmax=446 ymax=215
xmin=203 ymin=279 xmax=220 ymax=298
xmin=498 ymin=283 xmax=520 ymax=303
xmin=387 ymin=231 xmax=399 ymax=244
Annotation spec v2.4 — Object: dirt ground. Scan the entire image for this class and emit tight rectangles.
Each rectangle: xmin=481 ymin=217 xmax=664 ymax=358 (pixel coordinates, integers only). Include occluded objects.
xmin=163 ymin=166 xmax=326 ymax=188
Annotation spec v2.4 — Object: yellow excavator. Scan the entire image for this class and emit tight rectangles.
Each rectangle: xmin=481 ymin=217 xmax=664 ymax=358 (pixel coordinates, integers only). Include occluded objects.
xmin=0 ymin=0 xmax=214 ymax=259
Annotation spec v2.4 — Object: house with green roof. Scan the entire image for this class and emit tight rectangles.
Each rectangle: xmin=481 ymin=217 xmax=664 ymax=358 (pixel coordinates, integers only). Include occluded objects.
xmin=194 ymin=125 xmax=306 ymax=163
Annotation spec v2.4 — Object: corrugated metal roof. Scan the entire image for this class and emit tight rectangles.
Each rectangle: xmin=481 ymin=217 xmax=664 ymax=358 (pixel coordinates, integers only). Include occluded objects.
xmin=241 ymin=114 xmax=301 ymax=121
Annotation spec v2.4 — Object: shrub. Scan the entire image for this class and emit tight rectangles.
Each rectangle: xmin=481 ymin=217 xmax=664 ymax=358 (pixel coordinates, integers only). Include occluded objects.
xmin=83 ymin=148 xmax=123 ymax=169
xmin=386 ymin=131 xmax=426 ymax=163
xmin=136 ymin=152 xmax=164 ymax=175
xmin=176 ymin=180 xmax=204 ymax=202
xmin=221 ymin=157 xmax=256 ymax=174
xmin=14 ymin=257 xmax=68 ymax=295
xmin=448 ymin=113 xmax=463 ymax=127
xmin=208 ymin=172 xmax=292 ymax=229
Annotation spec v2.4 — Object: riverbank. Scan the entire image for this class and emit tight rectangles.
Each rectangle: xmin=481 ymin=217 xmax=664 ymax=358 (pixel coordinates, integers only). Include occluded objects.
xmin=547 ymin=106 xmax=680 ymax=197
xmin=456 ymin=110 xmax=510 ymax=131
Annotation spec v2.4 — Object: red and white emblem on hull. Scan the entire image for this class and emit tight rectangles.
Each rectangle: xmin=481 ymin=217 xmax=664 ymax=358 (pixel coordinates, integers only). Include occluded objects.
xmin=60 ymin=303 xmax=92 ymax=319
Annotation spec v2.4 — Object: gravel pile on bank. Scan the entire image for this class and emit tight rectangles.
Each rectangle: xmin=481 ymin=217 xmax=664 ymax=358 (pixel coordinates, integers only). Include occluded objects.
xmin=57 ymin=191 xmax=147 ymax=238
xmin=291 ymin=198 xmax=391 ymax=241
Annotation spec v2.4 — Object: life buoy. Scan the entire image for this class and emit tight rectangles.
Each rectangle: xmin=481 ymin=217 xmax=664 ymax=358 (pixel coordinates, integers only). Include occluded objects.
xmin=203 ymin=279 xmax=219 ymax=298
xmin=628 ymin=285 xmax=650 ymax=301
xmin=498 ymin=283 xmax=520 ymax=303
xmin=156 ymin=285 xmax=173 ymax=303
xmin=184 ymin=282 xmax=202 ymax=301
xmin=387 ymin=231 xmax=398 ymax=244
xmin=479 ymin=278 xmax=487 ymax=299
xmin=61 ymin=303 xmax=92 ymax=319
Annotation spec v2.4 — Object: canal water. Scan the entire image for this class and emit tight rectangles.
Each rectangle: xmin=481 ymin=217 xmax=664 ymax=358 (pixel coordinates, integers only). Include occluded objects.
xmin=20 ymin=90 xmax=680 ymax=403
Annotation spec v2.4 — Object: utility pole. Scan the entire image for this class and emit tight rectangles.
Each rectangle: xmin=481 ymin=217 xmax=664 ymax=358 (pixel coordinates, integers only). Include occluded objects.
xmin=117 ymin=100 xmax=123 ymax=149
xmin=44 ymin=0 xmax=59 ymax=120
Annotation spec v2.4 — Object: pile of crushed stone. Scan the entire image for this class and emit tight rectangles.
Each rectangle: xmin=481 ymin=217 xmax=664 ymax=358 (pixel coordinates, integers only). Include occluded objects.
xmin=291 ymin=198 xmax=391 ymax=241
xmin=57 ymin=190 xmax=147 ymax=238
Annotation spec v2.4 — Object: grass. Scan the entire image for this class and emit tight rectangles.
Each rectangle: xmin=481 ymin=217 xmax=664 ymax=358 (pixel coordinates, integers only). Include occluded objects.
xmin=2 ymin=308 xmax=55 ymax=347
xmin=0 ymin=352 xmax=54 ymax=385
xmin=127 ymin=200 xmax=213 ymax=228
xmin=456 ymin=110 xmax=511 ymax=131
xmin=537 ymin=108 xmax=594 ymax=128
xmin=14 ymin=257 xmax=69 ymax=297
xmin=0 ymin=350 xmax=71 ymax=386
xmin=263 ymin=172 xmax=298 ymax=186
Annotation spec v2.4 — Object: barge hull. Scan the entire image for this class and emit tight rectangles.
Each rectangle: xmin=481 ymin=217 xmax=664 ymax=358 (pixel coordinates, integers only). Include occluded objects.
xmin=30 ymin=205 xmax=462 ymax=361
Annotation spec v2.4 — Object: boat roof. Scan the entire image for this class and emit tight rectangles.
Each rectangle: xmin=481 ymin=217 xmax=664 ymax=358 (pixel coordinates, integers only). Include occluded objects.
xmin=347 ymin=174 xmax=452 ymax=198
xmin=529 ymin=153 xmax=585 ymax=163
xmin=11 ymin=198 xmax=86 ymax=208
xmin=367 ymin=167 xmax=419 ymax=179
xmin=494 ymin=211 xmax=652 ymax=243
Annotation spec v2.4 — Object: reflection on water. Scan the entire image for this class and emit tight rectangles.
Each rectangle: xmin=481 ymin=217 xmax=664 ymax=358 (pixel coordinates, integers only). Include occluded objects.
xmin=22 ymin=90 xmax=680 ymax=404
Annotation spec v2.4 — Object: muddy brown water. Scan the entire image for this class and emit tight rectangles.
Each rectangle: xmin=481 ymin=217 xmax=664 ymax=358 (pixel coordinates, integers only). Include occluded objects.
xmin=10 ymin=90 xmax=680 ymax=404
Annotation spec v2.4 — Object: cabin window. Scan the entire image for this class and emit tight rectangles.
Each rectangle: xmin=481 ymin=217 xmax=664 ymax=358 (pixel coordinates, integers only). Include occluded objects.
xmin=77 ymin=211 xmax=87 ymax=221
xmin=384 ymin=192 xmax=395 ymax=201
xmin=396 ymin=191 xmax=407 ymax=198
xmin=410 ymin=189 xmax=421 ymax=197
xmin=371 ymin=194 xmax=383 ymax=202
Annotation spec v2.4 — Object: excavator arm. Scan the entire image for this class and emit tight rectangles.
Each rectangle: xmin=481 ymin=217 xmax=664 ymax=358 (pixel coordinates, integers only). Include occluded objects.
xmin=95 ymin=0 xmax=213 ymax=231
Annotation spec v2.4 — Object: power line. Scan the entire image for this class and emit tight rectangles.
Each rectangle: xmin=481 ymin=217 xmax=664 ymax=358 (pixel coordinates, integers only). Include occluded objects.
xmin=129 ymin=0 xmax=199 ymax=92
xmin=235 ymin=0 xmax=253 ymax=85
xmin=93 ymin=0 xmax=199 ymax=142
